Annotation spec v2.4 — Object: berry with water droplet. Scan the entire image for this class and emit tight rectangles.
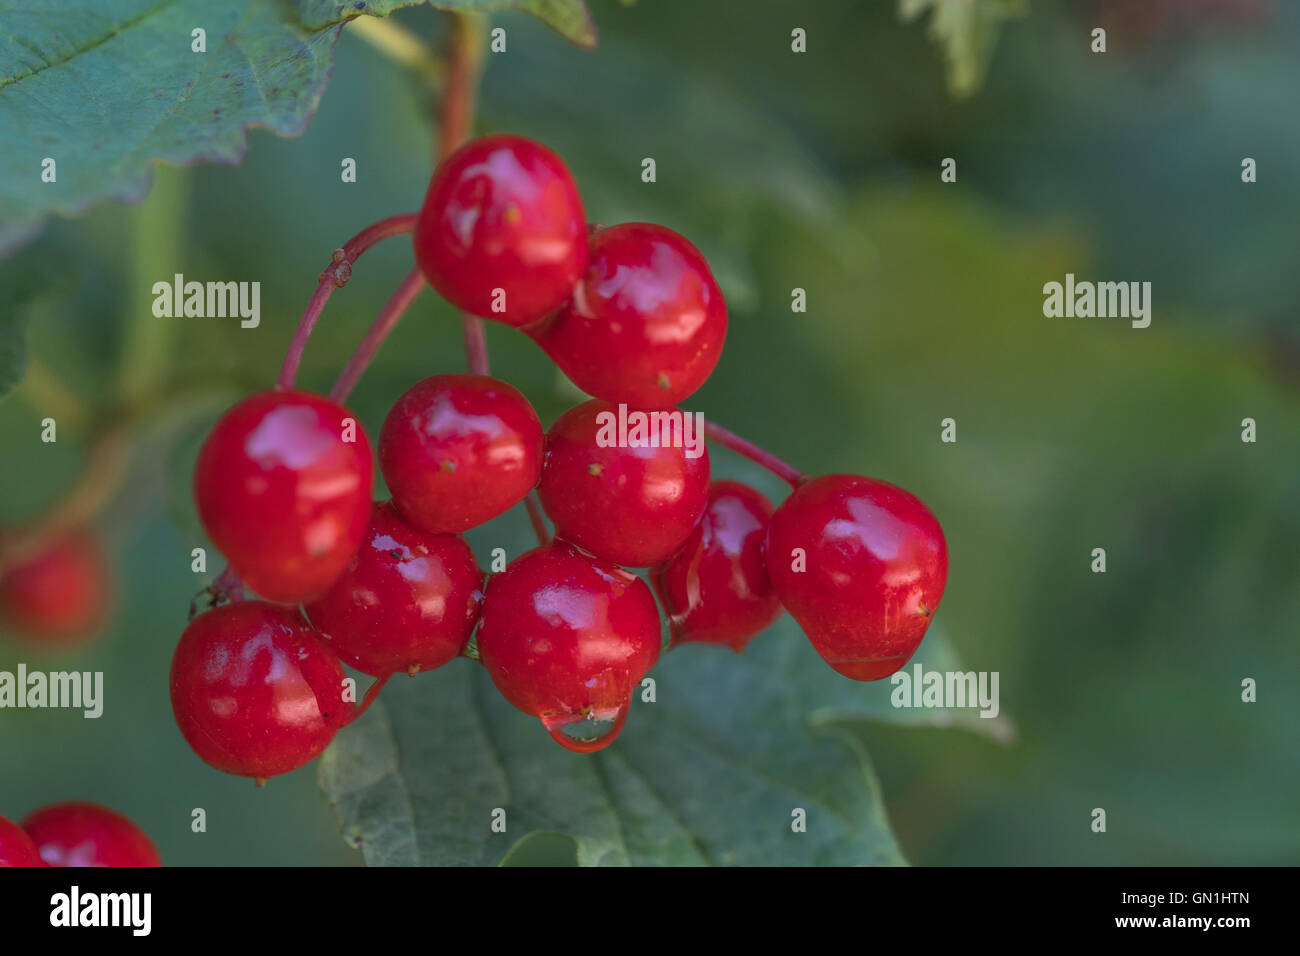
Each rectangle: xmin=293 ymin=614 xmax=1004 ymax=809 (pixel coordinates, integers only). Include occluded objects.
xmin=414 ymin=134 xmax=587 ymax=327
xmin=765 ymin=474 xmax=947 ymax=680
xmin=379 ymin=374 xmax=543 ymax=534
xmin=476 ymin=540 xmax=661 ymax=752
xmin=306 ymin=502 xmax=484 ymax=677
xmin=652 ymin=481 xmax=782 ymax=652
xmin=537 ymin=399 xmax=711 ymax=567
xmin=22 ymin=803 xmax=161 ymax=867
xmin=0 ymin=815 xmax=43 ymax=867
xmin=170 ymin=601 xmax=348 ymax=779
xmin=0 ymin=532 xmax=110 ymax=645
xmin=194 ymin=389 xmax=373 ymax=603
xmin=527 ymin=222 xmax=727 ymax=407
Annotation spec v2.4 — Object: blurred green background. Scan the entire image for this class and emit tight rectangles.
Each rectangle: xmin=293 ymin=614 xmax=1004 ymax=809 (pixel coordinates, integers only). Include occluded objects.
xmin=2 ymin=0 xmax=1297 ymax=865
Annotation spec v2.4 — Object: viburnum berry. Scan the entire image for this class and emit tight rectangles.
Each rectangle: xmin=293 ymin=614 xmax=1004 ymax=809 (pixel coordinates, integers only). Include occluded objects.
xmin=194 ymin=389 xmax=373 ymax=604
xmin=0 ymin=532 xmax=109 ymax=645
xmin=528 ymin=222 xmax=727 ymax=407
xmin=476 ymin=540 xmax=661 ymax=753
xmin=306 ymin=501 xmax=484 ymax=677
xmin=652 ymin=481 xmax=782 ymax=652
xmin=379 ymin=374 xmax=543 ymax=534
xmin=537 ymin=399 xmax=711 ymax=567
xmin=413 ymin=133 xmax=587 ymax=327
xmin=765 ymin=474 xmax=948 ymax=681
xmin=170 ymin=601 xmax=348 ymax=780
xmin=22 ymin=802 xmax=161 ymax=867
xmin=0 ymin=815 xmax=43 ymax=867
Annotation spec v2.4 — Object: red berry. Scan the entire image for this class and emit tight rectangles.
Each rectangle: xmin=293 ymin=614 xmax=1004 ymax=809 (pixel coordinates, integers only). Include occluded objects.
xmin=379 ymin=374 xmax=543 ymax=534
xmin=0 ymin=815 xmax=43 ymax=867
xmin=476 ymin=541 xmax=661 ymax=753
xmin=22 ymin=803 xmax=161 ymax=867
xmin=413 ymin=134 xmax=587 ymax=327
xmin=0 ymin=532 xmax=109 ymax=645
xmin=194 ymin=389 xmax=373 ymax=603
xmin=652 ymin=481 xmax=782 ymax=652
xmin=765 ymin=475 xmax=947 ymax=681
xmin=306 ymin=502 xmax=484 ymax=677
xmin=528 ymin=222 xmax=727 ymax=407
xmin=170 ymin=601 xmax=348 ymax=779
xmin=537 ymin=400 xmax=711 ymax=567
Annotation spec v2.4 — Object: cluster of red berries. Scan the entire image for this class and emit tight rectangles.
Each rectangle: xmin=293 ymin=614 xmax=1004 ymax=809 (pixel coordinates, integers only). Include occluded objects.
xmin=170 ymin=134 xmax=948 ymax=783
xmin=0 ymin=803 xmax=160 ymax=867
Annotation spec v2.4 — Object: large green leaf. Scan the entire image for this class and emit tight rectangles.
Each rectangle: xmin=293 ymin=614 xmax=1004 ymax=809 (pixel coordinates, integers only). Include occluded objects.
xmin=319 ymin=570 xmax=1001 ymax=866
xmin=0 ymin=0 xmax=365 ymax=252
xmin=0 ymin=0 xmax=593 ymax=255
xmin=293 ymin=0 xmax=596 ymax=47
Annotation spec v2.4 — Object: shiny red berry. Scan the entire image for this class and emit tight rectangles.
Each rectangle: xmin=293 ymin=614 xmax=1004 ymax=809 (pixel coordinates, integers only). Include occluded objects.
xmin=476 ymin=541 xmax=661 ymax=753
xmin=528 ymin=222 xmax=727 ymax=407
xmin=765 ymin=475 xmax=947 ymax=681
xmin=413 ymin=134 xmax=587 ymax=327
xmin=0 ymin=815 xmax=43 ymax=867
xmin=194 ymin=389 xmax=373 ymax=603
xmin=379 ymin=374 xmax=543 ymax=534
xmin=306 ymin=502 xmax=484 ymax=677
xmin=537 ymin=400 xmax=711 ymax=567
xmin=22 ymin=803 xmax=161 ymax=867
xmin=170 ymin=601 xmax=349 ymax=780
xmin=652 ymin=481 xmax=782 ymax=652
xmin=0 ymin=532 xmax=110 ymax=645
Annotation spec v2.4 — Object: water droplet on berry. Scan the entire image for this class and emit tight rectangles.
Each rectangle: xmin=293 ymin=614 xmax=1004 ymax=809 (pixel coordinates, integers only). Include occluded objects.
xmin=540 ymin=702 xmax=629 ymax=753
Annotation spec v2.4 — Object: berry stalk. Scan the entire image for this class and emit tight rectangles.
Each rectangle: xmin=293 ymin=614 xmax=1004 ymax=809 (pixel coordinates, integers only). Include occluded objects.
xmin=438 ymin=12 xmax=490 ymax=376
xmin=462 ymin=314 xmax=490 ymax=375
xmin=329 ymin=267 xmax=427 ymax=404
xmin=352 ymin=674 xmax=392 ymax=723
xmin=276 ymin=213 xmax=419 ymax=390
xmin=702 ymin=420 xmax=807 ymax=489
xmin=524 ymin=492 xmax=551 ymax=545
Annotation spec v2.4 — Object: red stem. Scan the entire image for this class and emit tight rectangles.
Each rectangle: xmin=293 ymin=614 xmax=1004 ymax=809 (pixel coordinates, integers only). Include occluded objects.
xmin=462 ymin=313 xmax=490 ymax=375
xmin=524 ymin=492 xmax=550 ymax=546
xmin=351 ymin=674 xmax=392 ymax=724
xmin=439 ymin=14 xmax=481 ymax=156
xmin=278 ymin=282 xmax=334 ymax=390
xmin=438 ymin=15 xmax=489 ymax=379
xmin=703 ymin=420 xmax=807 ymax=489
xmin=329 ymin=268 xmax=427 ymax=404
xmin=211 ymin=564 xmax=245 ymax=603
xmin=277 ymin=213 xmax=419 ymax=390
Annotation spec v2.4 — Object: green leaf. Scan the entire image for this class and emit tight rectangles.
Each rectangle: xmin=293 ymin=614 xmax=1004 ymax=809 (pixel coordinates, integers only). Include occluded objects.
xmin=0 ymin=0 xmax=597 ymax=253
xmin=432 ymin=1 xmax=596 ymax=49
xmin=899 ymin=0 xmax=1025 ymax=97
xmin=319 ymin=541 xmax=993 ymax=866
xmin=0 ymin=0 xmax=419 ymax=254
xmin=292 ymin=0 xmax=597 ymax=48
